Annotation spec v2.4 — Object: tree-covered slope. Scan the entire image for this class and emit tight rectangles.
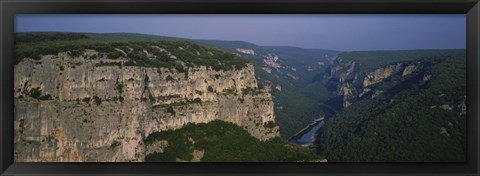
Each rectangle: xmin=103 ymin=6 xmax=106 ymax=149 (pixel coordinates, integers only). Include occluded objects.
xmin=145 ymin=120 xmax=324 ymax=162
xmin=315 ymin=55 xmax=466 ymax=162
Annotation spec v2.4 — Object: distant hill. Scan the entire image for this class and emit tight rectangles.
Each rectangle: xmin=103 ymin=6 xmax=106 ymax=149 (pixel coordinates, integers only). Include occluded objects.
xmin=336 ymin=49 xmax=466 ymax=72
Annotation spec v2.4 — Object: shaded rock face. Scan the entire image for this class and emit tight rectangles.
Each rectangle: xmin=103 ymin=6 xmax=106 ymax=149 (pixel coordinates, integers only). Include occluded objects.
xmin=323 ymin=59 xmax=421 ymax=108
xmin=14 ymin=52 xmax=279 ymax=162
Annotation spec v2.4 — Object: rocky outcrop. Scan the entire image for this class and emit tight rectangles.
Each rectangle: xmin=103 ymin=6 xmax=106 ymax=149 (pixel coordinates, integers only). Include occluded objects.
xmin=402 ymin=64 xmax=417 ymax=77
xmin=323 ymin=59 xmax=421 ymax=108
xmin=236 ymin=48 xmax=255 ymax=55
xmin=146 ymin=140 xmax=168 ymax=156
xmin=322 ymin=60 xmax=362 ymax=108
xmin=14 ymin=51 xmax=279 ymax=162
xmin=275 ymin=85 xmax=282 ymax=92
xmin=339 ymin=82 xmax=357 ymax=108
xmin=363 ymin=63 xmax=403 ymax=87
xmin=263 ymin=54 xmax=281 ymax=69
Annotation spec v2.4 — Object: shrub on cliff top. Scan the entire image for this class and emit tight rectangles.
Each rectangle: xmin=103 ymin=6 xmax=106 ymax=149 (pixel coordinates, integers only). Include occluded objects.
xmin=110 ymin=140 xmax=121 ymax=148
xmin=167 ymin=106 xmax=176 ymax=115
xmin=166 ymin=75 xmax=175 ymax=82
xmin=93 ymin=96 xmax=102 ymax=105
xmin=263 ymin=121 xmax=277 ymax=129
xmin=192 ymin=98 xmax=202 ymax=103
xmin=27 ymin=87 xmax=52 ymax=100
xmin=207 ymin=86 xmax=214 ymax=93
xmin=15 ymin=33 xmax=251 ymax=71
xmin=82 ymin=97 xmax=91 ymax=103
xmin=242 ymin=87 xmax=253 ymax=95
xmin=116 ymin=83 xmax=124 ymax=94
xmin=38 ymin=94 xmax=52 ymax=100
xmin=29 ymin=87 xmax=42 ymax=99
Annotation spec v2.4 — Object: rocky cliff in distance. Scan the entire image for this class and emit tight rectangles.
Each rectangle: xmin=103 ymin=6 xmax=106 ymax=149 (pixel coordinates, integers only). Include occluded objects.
xmin=14 ymin=48 xmax=279 ymax=162
xmin=323 ymin=57 xmax=423 ymax=108
xmin=320 ymin=50 xmax=467 ymax=109
xmin=316 ymin=52 xmax=467 ymax=162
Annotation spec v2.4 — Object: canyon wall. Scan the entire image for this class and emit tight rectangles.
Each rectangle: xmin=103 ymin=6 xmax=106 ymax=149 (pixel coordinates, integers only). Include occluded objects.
xmin=323 ymin=58 xmax=422 ymax=108
xmin=14 ymin=52 xmax=279 ymax=162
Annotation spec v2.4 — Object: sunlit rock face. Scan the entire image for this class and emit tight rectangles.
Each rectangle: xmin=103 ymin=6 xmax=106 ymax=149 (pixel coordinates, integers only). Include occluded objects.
xmin=14 ymin=52 xmax=279 ymax=162
xmin=363 ymin=63 xmax=404 ymax=87
xmin=236 ymin=48 xmax=255 ymax=55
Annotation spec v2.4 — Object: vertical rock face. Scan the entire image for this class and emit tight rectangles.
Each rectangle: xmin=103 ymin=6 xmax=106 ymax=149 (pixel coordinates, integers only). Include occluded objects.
xmin=363 ymin=63 xmax=404 ymax=87
xmin=14 ymin=52 xmax=279 ymax=162
xmin=323 ymin=59 xmax=421 ymax=108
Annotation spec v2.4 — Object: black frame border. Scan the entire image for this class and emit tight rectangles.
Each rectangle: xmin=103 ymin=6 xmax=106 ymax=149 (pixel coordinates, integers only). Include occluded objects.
xmin=1 ymin=0 xmax=479 ymax=175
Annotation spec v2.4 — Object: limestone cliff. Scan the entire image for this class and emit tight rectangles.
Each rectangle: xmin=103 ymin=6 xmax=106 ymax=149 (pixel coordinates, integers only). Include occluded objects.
xmin=14 ymin=50 xmax=279 ymax=162
xmin=323 ymin=58 xmax=422 ymax=108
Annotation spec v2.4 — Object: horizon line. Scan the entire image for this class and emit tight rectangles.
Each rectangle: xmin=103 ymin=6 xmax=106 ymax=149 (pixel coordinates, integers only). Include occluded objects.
xmin=15 ymin=31 xmax=466 ymax=52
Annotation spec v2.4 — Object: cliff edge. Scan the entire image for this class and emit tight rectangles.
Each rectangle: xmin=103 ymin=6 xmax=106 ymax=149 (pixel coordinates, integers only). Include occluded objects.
xmin=14 ymin=40 xmax=279 ymax=162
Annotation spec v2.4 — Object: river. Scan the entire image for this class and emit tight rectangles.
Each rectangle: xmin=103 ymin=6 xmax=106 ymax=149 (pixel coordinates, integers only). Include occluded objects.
xmin=291 ymin=119 xmax=325 ymax=146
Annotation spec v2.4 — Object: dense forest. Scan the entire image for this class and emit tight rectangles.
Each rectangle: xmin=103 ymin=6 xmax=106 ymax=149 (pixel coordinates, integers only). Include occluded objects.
xmin=316 ymin=55 xmax=466 ymax=162
xmin=145 ymin=120 xmax=324 ymax=162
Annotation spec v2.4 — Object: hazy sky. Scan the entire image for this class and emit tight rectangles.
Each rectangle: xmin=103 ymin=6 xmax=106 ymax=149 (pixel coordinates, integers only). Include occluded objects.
xmin=15 ymin=14 xmax=465 ymax=51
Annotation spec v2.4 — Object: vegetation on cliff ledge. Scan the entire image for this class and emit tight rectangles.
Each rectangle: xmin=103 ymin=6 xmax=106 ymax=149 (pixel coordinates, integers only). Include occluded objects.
xmin=145 ymin=120 xmax=323 ymax=162
xmin=15 ymin=32 xmax=250 ymax=71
